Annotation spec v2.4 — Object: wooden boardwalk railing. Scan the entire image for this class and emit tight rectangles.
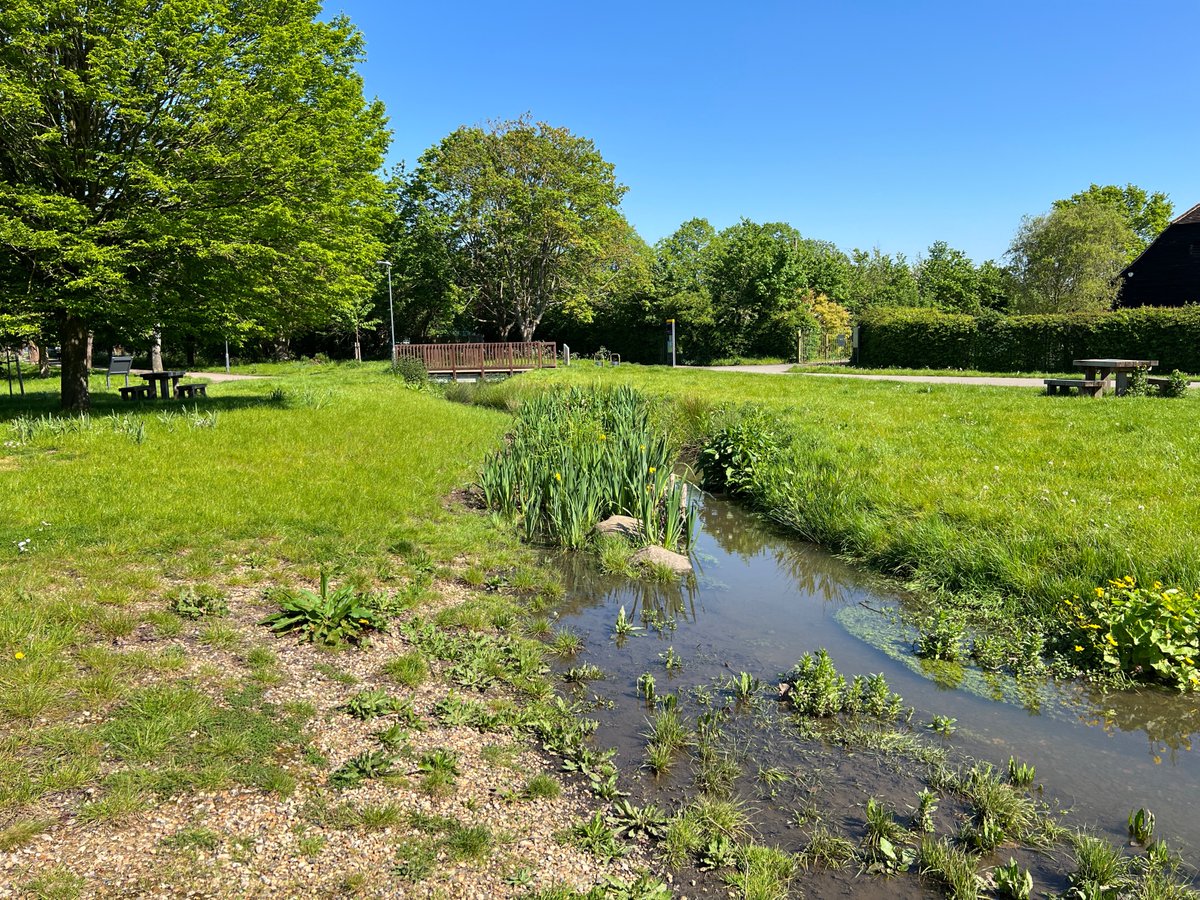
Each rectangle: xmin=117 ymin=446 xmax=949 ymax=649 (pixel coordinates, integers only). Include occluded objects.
xmin=395 ymin=342 xmax=557 ymax=377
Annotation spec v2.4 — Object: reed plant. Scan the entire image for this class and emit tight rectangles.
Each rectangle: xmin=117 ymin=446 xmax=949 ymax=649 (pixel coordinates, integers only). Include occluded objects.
xmin=477 ymin=385 xmax=697 ymax=551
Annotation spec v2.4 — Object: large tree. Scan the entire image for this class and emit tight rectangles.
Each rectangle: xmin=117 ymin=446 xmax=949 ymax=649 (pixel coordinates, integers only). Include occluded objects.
xmin=401 ymin=119 xmax=629 ymax=342
xmin=845 ymin=247 xmax=920 ymax=312
xmin=1053 ymin=183 xmax=1173 ymax=264
xmin=1007 ymin=198 xmax=1133 ymax=314
xmin=0 ymin=0 xmax=389 ymax=409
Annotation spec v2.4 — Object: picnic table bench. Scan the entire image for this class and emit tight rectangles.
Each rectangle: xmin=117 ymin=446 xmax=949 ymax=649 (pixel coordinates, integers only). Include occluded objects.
xmin=174 ymin=383 xmax=207 ymax=399
xmin=1044 ymin=358 xmax=1159 ymax=398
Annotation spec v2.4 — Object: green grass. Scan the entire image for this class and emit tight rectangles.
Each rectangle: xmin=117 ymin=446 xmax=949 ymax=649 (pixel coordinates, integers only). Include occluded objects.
xmin=484 ymin=366 xmax=1200 ymax=623
xmin=788 ymin=363 xmax=1071 ymax=378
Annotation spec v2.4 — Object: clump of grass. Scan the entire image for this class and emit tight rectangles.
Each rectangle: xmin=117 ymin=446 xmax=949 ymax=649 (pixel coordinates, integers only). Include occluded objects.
xmin=918 ymin=836 xmax=982 ymax=900
xmin=724 ymin=843 xmax=798 ymax=900
xmin=523 ymin=773 xmax=562 ymax=800
xmin=549 ymin=627 xmax=584 ymax=658
xmin=798 ymin=825 xmax=856 ymax=870
xmin=417 ymin=748 xmax=460 ymax=795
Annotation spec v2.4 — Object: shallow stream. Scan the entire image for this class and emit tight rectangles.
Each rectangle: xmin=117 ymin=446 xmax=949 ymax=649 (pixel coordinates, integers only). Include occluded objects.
xmin=554 ymin=495 xmax=1200 ymax=868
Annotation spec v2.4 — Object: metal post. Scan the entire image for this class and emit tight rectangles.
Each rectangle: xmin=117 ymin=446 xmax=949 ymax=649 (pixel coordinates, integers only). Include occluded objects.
xmin=224 ymin=340 xmax=230 ymax=374
xmin=667 ymin=319 xmax=676 ymax=367
xmin=378 ymin=260 xmax=395 ymax=364
xmin=797 ymin=329 xmax=804 ymax=364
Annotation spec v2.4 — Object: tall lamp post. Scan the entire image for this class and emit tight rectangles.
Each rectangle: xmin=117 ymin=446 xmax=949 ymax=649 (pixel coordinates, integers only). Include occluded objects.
xmin=378 ymin=260 xmax=395 ymax=364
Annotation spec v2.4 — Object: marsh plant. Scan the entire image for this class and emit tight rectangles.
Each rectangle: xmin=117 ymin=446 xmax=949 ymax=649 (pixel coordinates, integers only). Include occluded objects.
xmin=1070 ymin=577 xmax=1200 ymax=691
xmin=477 ymin=385 xmax=698 ymax=551
xmin=1007 ymin=756 xmax=1036 ymax=788
xmin=993 ymin=858 xmax=1033 ymax=900
xmin=1128 ymin=807 xmax=1155 ymax=845
xmin=780 ymin=650 xmax=905 ymax=721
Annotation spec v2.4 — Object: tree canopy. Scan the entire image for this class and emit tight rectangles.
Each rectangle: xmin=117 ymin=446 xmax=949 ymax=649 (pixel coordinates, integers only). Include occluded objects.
xmin=1054 ymin=183 xmax=1173 ymax=264
xmin=1007 ymin=198 xmax=1133 ymax=314
xmin=0 ymin=0 xmax=389 ymax=409
xmin=399 ymin=118 xmax=630 ymax=342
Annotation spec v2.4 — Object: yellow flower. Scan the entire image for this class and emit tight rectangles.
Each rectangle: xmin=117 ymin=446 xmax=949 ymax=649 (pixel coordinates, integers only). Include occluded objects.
xmin=13 ymin=651 xmax=24 ymax=660
xmin=1074 ymin=645 xmax=1083 ymax=652
xmin=554 ymin=472 xmax=562 ymax=482
xmin=359 ymin=618 xmax=368 ymax=624
xmin=1095 ymin=588 xmax=1106 ymax=597
xmin=598 ymin=434 xmax=606 ymax=441
xmin=1154 ymin=581 xmax=1163 ymax=589
xmin=648 ymin=467 xmax=656 ymax=475
xmin=639 ymin=445 xmax=645 ymax=451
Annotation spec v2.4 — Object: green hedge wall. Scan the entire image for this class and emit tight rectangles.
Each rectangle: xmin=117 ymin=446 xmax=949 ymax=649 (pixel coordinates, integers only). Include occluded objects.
xmin=856 ymin=306 xmax=1200 ymax=373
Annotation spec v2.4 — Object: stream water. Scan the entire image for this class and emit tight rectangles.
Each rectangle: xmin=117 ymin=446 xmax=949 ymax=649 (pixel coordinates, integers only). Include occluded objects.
xmin=553 ymin=495 xmax=1200 ymax=873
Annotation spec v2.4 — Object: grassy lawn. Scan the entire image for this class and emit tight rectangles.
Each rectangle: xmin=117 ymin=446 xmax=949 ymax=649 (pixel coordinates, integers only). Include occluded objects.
xmin=480 ymin=365 xmax=1200 ymax=621
xmin=788 ymin=363 xmax=1071 ymax=378
xmin=0 ymin=366 xmax=657 ymax=896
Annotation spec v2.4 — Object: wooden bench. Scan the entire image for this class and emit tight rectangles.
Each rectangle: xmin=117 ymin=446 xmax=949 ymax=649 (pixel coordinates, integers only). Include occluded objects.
xmin=119 ymin=385 xmax=150 ymax=400
xmin=1044 ymin=378 xmax=1108 ymax=398
xmin=106 ymin=355 xmax=133 ymax=388
xmin=174 ymin=383 xmax=207 ymax=399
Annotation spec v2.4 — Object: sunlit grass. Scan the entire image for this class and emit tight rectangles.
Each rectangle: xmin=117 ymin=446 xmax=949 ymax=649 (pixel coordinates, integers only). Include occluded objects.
xmin=496 ymin=366 xmax=1200 ymax=617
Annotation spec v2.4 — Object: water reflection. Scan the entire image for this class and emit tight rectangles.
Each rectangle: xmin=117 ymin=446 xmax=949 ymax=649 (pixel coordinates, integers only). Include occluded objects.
xmin=555 ymin=493 xmax=1200 ymax=854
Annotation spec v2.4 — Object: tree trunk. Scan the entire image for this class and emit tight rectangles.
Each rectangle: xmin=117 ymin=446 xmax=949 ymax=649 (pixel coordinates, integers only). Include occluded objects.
xmin=353 ymin=325 xmax=362 ymax=362
xmin=60 ymin=314 xmax=91 ymax=411
xmin=30 ymin=340 xmax=51 ymax=377
xmin=186 ymin=340 xmax=195 ymax=367
xmin=151 ymin=326 xmax=163 ymax=372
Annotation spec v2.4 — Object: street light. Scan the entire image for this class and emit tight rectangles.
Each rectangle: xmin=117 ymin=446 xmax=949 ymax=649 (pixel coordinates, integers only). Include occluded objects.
xmin=378 ymin=260 xmax=395 ymax=364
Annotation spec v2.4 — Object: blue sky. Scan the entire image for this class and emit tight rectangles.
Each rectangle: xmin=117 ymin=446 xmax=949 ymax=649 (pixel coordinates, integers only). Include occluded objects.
xmin=333 ymin=0 xmax=1200 ymax=265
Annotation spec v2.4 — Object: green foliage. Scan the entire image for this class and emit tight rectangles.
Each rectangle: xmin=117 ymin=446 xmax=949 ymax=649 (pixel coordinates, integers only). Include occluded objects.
xmin=1162 ymin=370 xmax=1191 ymax=399
xmin=259 ymin=571 xmax=388 ymax=647
xmin=1007 ymin=756 xmax=1036 ymax=788
xmin=338 ymin=689 xmax=407 ymax=720
xmin=389 ymin=357 xmax=429 ymax=385
xmin=699 ymin=409 xmax=783 ymax=495
xmin=401 ymin=117 xmax=631 ymax=341
xmin=993 ymin=858 xmax=1034 ymax=900
xmin=166 ymin=584 xmax=229 ymax=620
xmin=856 ymin=305 xmax=1200 ymax=373
xmin=478 ymin=385 xmax=696 ymax=551
xmin=610 ymin=800 xmax=668 ymax=841
xmin=0 ymin=0 xmax=389 ymax=410
xmin=915 ymin=610 xmax=966 ymax=661
xmin=570 ymin=811 xmax=628 ymax=862
xmin=1008 ymin=198 xmax=1132 ymax=313
xmin=1069 ymin=578 xmax=1200 ymax=690
xmin=780 ymin=649 xmax=904 ymax=721
xmin=1054 ymin=183 xmax=1174 ymax=264
xmin=1128 ymin=807 xmax=1156 ymax=845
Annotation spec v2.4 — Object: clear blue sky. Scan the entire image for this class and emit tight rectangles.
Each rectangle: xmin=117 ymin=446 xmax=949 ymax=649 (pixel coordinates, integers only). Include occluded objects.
xmin=332 ymin=0 xmax=1200 ymax=265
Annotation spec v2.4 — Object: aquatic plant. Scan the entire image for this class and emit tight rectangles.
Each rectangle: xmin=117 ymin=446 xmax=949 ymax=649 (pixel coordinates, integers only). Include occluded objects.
xmin=1069 ymin=577 xmax=1200 ymax=691
xmin=1007 ymin=756 xmax=1036 ymax=788
xmin=476 ymin=385 xmax=698 ymax=551
xmin=1128 ymin=807 xmax=1156 ymax=845
xmin=993 ymin=859 xmax=1033 ymax=900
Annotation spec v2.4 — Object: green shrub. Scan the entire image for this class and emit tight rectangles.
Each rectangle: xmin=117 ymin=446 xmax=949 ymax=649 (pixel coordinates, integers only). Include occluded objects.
xmin=390 ymin=356 xmax=429 ymax=385
xmin=857 ymin=305 xmax=1200 ymax=373
xmin=1161 ymin=369 xmax=1190 ymax=398
xmin=699 ymin=408 xmax=783 ymax=495
xmin=1068 ymin=577 xmax=1200 ymax=690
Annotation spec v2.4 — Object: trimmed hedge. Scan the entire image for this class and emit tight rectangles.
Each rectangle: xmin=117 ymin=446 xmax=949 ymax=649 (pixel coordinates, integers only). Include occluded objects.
xmin=856 ymin=306 xmax=1200 ymax=373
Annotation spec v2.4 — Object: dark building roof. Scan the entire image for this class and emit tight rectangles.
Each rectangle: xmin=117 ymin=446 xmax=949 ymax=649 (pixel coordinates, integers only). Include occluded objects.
xmin=1173 ymin=202 xmax=1200 ymax=226
xmin=1118 ymin=202 xmax=1200 ymax=307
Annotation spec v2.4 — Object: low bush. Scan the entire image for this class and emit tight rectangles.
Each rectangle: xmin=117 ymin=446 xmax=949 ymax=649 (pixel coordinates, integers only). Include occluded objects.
xmin=1067 ymin=577 xmax=1200 ymax=690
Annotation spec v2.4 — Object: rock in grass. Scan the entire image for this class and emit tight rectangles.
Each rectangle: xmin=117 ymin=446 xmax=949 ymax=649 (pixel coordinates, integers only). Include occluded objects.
xmin=594 ymin=515 xmax=642 ymax=540
xmin=631 ymin=545 xmax=692 ymax=574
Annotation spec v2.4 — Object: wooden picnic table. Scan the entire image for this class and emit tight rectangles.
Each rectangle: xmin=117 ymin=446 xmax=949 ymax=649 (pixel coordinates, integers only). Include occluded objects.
xmin=139 ymin=370 xmax=186 ymax=400
xmin=1074 ymin=358 xmax=1158 ymax=397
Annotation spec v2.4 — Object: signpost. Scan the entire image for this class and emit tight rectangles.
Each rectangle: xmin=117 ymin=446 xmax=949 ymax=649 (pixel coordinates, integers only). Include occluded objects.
xmin=666 ymin=319 xmax=676 ymax=367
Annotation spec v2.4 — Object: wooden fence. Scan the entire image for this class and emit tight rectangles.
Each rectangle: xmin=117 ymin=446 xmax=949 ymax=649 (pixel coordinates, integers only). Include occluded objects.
xmin=395 ymin=342 xmax=557 ymax=377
